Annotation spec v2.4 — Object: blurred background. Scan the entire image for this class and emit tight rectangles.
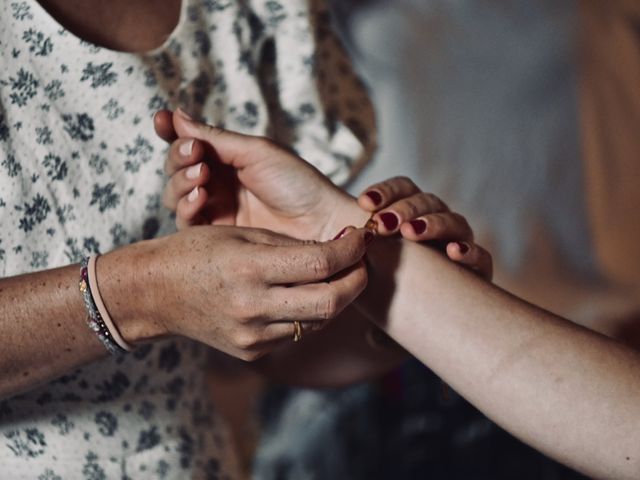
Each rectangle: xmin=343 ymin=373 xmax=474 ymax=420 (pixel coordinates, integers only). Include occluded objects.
xmin=211 ymin=1 xmax=640 ymax=478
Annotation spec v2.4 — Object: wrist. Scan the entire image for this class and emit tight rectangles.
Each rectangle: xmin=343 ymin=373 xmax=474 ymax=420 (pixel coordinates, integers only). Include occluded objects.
xmin=320 ymin=191 xmax=371 ymax=241
xmin=97 ymin=239 xmax=170 ymax=345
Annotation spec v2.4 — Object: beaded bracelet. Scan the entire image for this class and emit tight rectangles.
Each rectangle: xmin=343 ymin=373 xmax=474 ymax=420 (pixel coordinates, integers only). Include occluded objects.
xmin=79 ymin=256 xmax=132 ymax=355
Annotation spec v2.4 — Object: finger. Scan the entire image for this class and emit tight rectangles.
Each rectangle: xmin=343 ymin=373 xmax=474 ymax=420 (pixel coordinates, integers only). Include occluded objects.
xmin=357 ymin=176 xmax=422 ymax=211
xmin=265 ymin=258 xmax=368 ymax=325
xmin=373 ymin=192 xmax=450 ymax=234
xmin=446 ymin=242 xmax=493 ymax=281
xmin=175 ymin=187 xmax=209 ymax=230
xmin=162 ymin=161 xmax=210 ymax=210
xmin=154 ymin=109 xmax=178 ymax=143
xmin=259 ymin=228 xmax=371 ymax=284
xmin=259 ymin=320 xmax=318 ymax=345
xmin=164 ymin=137 xmax=205 ymax=176
xmin=399 ymin=212 xmax=474 ymax=242
xmin=172 ymin=109 xmax=278 ymax=169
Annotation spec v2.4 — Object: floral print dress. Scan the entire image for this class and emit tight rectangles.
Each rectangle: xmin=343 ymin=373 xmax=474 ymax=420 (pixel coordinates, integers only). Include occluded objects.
xmin=0 ymin=0 xmax=375 ymax=478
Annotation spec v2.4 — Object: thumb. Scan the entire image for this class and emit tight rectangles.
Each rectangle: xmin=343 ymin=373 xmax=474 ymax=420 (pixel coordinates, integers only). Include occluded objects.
xmin=172 ymin=109 xmax=260 ymax=169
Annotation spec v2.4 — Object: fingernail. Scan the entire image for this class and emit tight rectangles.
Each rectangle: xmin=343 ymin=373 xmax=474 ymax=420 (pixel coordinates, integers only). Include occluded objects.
xmin=186 ymin=162 xmax=202 ymax=180
xmin=187 ymin=186 xmax=199 ymax=202
xmin=333 ymin=227 xmax=348 ymax=240
xmin=365 ymin=190 xmax=382 ymax=206
xmin=379 ymin=212 xmax=399 ymax=231
xmin=364 ymin=230 xmax=375 ymax=245
xmin=410 ymin=219 xmax=427 ymax=235
xmin=176 ymin=108 xmax=193 ymax=121
xmin=179 ymin=139 xmax=194 ymax=157
xmin=457 ymin=242 xmax=469 ymax=254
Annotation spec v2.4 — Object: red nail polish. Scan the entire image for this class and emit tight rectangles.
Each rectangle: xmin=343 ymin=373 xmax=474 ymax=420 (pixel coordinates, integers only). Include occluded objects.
xmin=333 ymin=227 xmax=348 ymax=240
xmin=364 ymin=231 xmax=375 ymax=245
xmin=365 ymin=191 xmax=382 ymax=206
xmin=380 ymin=212 xmax=399 ymax=231
xmin=458 ymin=242 xmax=469 ymax=254
xmin=410 ymin=219 xmax=427 ymax=235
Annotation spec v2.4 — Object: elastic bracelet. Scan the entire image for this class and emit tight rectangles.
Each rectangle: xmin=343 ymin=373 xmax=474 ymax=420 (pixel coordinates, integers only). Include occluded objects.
xmin=87 ymin=255 xmax=134 ymax=351
xmin=79 ymin=257 xmax=130 ymax=355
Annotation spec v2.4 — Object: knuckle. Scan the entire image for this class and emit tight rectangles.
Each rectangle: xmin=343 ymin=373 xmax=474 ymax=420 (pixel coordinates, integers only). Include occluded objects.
xmin=355 ymin=268 xmax=369 ymax=293
xmin=234 ymin=260 xmax=259 ymax=281
xmin=252 ymin=136 xmax=275 ymax=151
xmin=402 ymin=199 xmax=420 ymax=219
xmin=203 ymin=124 xmax=224 ymax=137
xmin=396 ymin=175 xmax=414 ymax=187
xmin=300 ymin=239 xmax=320 ymax=247
xmin=239 ymin=349 xmax=262 ymax=362
xmin=161 ymin=191 xmax=174 ymax=210
xmin=233 ymin=331 xmax=260 ymax=351
xmin=453 ymin=213 xmax=473 ymax=237
xmin=176 ymin=200 xmax=193 ymax=222
xmin=307 ymin=253 xmax=332 ymax=278
xmin=317 ymin=291 xmax=338 ymax=320
xmin=427 ymin=193 xmax=447 ymax=211
xmin=428 ymin=215 xmax=444 ymax=233
xmin=230 ymin=295 xmax=259 ymax=323
xmin=393 ymin=176 xmax=417 ymax=194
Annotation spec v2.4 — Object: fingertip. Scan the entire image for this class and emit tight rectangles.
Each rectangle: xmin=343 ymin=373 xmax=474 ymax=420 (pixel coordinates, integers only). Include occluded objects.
xmin=409 ymin=219 xmax=427 ymax=235
xmin=378 ymin=211 xmax=399 ymax=232
xmin=154 ymin=110 xmax=177 ymax=142
xmin=398 ymin=222 xmax=414 ymax=238
xmin=357 ymin=194 xmax=376 ymax=212
xmin=187 ymin=186 xmax=200 ymax=204
xmin=176 ymin=188 xmax=208 ymax=229
xmin=358 ymin=190 xmax=383 ymax=211
xmin=179 ymin=139 xmax=195 ymax=158
xmin=445 ymin=242 xmax=463 ymax=260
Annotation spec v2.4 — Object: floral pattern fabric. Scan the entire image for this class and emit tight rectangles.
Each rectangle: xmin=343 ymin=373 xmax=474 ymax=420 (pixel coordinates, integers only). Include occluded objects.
xmin=0 ymin=0 xmax=374 ymax=478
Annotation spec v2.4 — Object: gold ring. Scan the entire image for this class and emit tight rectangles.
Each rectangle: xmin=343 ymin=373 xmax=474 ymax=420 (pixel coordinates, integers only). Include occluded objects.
xmin=293 ymin=321 xmax=302 ymax=342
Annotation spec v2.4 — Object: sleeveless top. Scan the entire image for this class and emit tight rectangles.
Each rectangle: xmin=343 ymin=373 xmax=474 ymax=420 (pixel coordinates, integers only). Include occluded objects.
xmin=0 ymin=0 xmax=375 ymax=478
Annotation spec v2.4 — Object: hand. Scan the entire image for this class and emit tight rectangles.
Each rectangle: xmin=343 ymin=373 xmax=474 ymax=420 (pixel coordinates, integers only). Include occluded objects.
xmin=131 ymin=225 xmax=370 ymax=361
xmin=154 ymin=109 xmax=364 ymax=241
xmin=357 ymin=177 xmax=493 ymax=280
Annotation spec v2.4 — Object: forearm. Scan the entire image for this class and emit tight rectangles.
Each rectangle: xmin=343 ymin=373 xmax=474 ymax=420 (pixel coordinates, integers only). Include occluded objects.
xmin=358 ymin=238 xmax=640 ymax=479
xmin=0 ymin=241 xmax=162 ymax=400
xmin=0 ymin=264 xmax=105 ymax=398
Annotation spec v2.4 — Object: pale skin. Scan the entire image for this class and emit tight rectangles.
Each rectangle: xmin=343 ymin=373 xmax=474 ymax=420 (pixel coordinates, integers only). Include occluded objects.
xmin=166 ymin=116 xmax=640 ymax=480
